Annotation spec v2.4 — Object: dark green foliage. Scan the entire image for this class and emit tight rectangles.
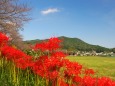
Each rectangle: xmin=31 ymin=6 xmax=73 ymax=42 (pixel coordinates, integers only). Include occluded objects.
xmin=112 ymin=48 xmax=115 ymax=53
xmin=24 ymin=39 xmax=41 ymax=45
xmin=24 ymin=36 xmax=111 ymax=52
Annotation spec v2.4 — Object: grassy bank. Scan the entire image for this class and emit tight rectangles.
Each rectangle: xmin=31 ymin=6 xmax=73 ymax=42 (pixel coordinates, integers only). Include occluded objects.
xmin=67 ymin=56 xmax=115 ymax=80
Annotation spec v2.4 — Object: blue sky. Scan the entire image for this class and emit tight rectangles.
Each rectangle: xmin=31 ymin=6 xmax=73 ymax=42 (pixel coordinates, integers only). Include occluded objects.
xmin=20 ymin=0 xmax=115 ymax=48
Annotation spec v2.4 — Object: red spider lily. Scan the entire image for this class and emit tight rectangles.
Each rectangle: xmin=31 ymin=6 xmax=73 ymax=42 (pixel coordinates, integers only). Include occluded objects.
xmin=51 ymin=51 xmax=67 ymax=59
xmin=33 ymin=42 xmax=47 ymax=51
xmin=82 ymin=76 xmax=97 ymax=86
xmin=32 ymin=57 xmax=62 ymax=79
xmin=47 ymin=37 xmax=61 ymax=51
xmin=57 ymin=78 xmax=76 ymax=86
xmin=14 ymin=56 xmax=34 ymax=69
xmin=0 ymin=32 xmax=9 ymax=46
xmin=33 ymin=37 xmax=61 ymax=51
xmin=1 ymin=46 xmax=23 ymax=60
xmin=63 ymin=60 xmax=82 ymax=78
xmin=1 ymin=45 xmax=33 ymax=69
xmin=84 ymin=69 xmax=95 ymax=75
xmin=72 ymin=75 xmax=82 ymax=84
xmin=48 ymin=70 xmax=59 ymax=80
xmin=32 ymin=55 xmax=48 ymax=76
xmin=97 ymin=77 xmax=115 ymax=86
xmin=81 ymin=76 xmax=115 ymax=86
xmin=1 ymin=46 xmax=32 ymax=61
xmin=57 ymin=78 xmax=69 ymax=86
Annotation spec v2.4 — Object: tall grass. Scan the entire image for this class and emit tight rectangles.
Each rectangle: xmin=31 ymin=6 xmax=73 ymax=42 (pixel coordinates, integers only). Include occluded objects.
xmin=0 ymin=57 xmax=46 ymax=86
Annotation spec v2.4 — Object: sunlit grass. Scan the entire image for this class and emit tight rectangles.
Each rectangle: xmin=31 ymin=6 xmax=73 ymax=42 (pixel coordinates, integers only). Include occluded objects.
xmin=67 ymin=56 xmax=115 ymax=80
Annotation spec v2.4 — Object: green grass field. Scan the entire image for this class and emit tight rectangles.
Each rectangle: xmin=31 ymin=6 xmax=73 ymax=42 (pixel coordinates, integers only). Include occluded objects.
xmin=67 ymin=56 xmax=115 ymax=80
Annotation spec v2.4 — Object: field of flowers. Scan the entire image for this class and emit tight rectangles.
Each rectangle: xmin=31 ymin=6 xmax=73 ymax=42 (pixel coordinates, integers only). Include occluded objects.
xmin=0 ymin=32 xmax=115 ymax=86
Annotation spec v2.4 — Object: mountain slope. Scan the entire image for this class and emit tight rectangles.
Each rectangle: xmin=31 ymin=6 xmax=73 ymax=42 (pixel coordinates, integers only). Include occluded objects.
xmin=58 ymin=36 xmax=110 ymax=52
xmin=24 ymin=36 xmax=111 ymax=52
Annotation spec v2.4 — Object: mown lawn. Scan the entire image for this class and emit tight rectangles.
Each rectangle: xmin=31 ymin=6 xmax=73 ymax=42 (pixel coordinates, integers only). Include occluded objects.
xmin=67 ymin=56 xmax=115 ymax=80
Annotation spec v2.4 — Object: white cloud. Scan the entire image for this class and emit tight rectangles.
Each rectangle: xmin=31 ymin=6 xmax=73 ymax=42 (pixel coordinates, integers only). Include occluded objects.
xmin=41 ymin=8 xmax=59 ymax=15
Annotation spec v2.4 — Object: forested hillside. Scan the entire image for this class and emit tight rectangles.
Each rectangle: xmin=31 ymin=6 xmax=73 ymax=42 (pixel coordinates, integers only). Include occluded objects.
xmin=24 ymin=36 xmax=112 ymax=52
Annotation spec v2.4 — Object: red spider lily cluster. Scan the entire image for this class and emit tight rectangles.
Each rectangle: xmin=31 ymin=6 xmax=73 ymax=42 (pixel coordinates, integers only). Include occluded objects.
xmin=0 ymin=32 xmax=115 ymax=86
xmin=33 ymin=37 xmax=61 ymax=51
xmin=0 ymin=32 xmax=9 ymax=46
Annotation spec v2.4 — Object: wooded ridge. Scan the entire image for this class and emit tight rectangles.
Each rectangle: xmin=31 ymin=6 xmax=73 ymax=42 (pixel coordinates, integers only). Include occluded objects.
xmin=24 ymin=36 xmax=115 ymax=53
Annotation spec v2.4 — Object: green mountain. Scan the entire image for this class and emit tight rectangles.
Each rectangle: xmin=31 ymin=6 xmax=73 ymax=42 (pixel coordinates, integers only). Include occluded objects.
xmin=59 ymin=36 xmax=111 ymax=52
xmin=24 ymin=36 xmax=111 ymax=52
xmin=25 ymin=39 xmax=41 ymax=44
